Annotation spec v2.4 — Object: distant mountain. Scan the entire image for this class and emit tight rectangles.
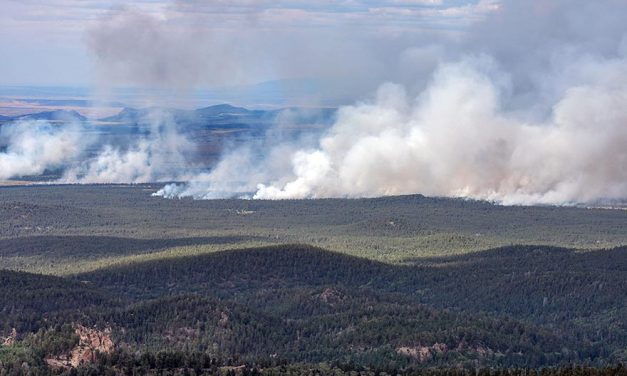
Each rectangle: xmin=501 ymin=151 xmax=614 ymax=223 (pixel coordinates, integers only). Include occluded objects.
xmin=99 ymin=103 xmax=335 ymax=128
xmin=189 ymin=104 xmax=276 ymax=127
xmin=195 ymin=103 xmax=253 ymax=116
xmin=14 ymin=110 xmax=87 ymax=122
xmin=99 ymin=104 xmax=275 ymax=128
xmin=98 ymin=107 xmax=153 ymax=123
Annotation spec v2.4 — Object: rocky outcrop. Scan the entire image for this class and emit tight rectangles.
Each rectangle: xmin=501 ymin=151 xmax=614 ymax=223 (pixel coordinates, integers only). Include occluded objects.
xmin=45 ymin=325 xmax=114 ymax=369
xmin=397 ymin=343 xmax=448 ymax=363
xmin=318 ymin=288 xmax=345 ymax=306
xmin=71 ymin=325 xmax=115 ymax=366
xmin=1 ymin=328 xmax=17 ymax=346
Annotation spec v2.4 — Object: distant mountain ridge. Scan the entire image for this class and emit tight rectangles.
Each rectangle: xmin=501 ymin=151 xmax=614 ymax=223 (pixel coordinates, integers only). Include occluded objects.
xmin=101 ymin=103 xmax=270 ymax=120
xmin=195 ymin=103 xmax=255 ymax=116
xmin=98 ymin=103 xmax=335 ymax=127
xmin=0 ymin=104 xmax=336 ymax=127
xmin=0 ymin=109 xmax=87 ymax=122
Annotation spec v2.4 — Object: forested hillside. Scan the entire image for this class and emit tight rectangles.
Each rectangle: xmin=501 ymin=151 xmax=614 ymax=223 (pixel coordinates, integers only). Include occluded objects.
xmin=0 ymin=186 xmax=625 ymax=374
xmin=1 ymin=244 xmax=626 ymax=374
xmin=1 ymin=185 xmax=625 ymax=274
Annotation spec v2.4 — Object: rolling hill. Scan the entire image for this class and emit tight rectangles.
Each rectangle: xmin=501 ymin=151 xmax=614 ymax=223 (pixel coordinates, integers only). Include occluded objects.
xmin=0 ymin=185 xmax=625 ymax=374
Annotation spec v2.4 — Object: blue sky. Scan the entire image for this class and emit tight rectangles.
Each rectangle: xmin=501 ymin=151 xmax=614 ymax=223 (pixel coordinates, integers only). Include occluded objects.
xmin=0 ymin=0 xmax=496 ymax=87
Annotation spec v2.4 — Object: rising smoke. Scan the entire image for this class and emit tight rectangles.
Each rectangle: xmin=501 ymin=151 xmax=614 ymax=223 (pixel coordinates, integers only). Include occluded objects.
xmin=0 ymin=112 xmax=195 ymax=184
xmin=2 ymin=1 xmax=626 ymax=205
xmin=0 ymin=120 xmax=88 ymax=180
xmin=61 ymin=110 xmax=196 ymax=184
xmin=155 ymin=0 xmax=627 ymax=204
xmin=156 ymin=55 xmax=627 ymax=204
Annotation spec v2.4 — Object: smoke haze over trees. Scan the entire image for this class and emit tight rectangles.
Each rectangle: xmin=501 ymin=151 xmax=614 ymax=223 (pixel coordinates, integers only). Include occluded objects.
xmin=1 ymin=0 xmax=627 ymax=205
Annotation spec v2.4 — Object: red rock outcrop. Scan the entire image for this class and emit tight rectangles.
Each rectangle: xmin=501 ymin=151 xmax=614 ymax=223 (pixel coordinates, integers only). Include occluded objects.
xmin=1 ymin=328 xmax=17 ymax=346
xmin=45 ymin=325 xmax=114 ymax=369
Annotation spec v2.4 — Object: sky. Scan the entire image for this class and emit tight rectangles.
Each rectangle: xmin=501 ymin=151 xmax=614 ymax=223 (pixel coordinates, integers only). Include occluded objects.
xmin=0 ymin=0 xmax=497 ymax=88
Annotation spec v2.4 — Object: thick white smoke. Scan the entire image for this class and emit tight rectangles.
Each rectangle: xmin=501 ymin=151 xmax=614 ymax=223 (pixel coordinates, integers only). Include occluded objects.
xmin=154 ymin=0 xmax=627 ymax=205
xmin=156 ymin=53 xmax=627 ymax=204
xmin=254 ymin=59 xmax=627 ymax=204
xmin=0 ymin=111 xmax=194 ymax=184
xmin=0 ymin=120 xmax=88 ymax=180
xmin=3 ymin=0 xmax=626 ymax=205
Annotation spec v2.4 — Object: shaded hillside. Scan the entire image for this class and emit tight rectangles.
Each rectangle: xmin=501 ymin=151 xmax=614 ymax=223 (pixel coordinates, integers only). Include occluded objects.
xmin=77 ymin=244 xmax=627 ymax=359
xmin=1 ymin=244 xmax=626 ymax=371
xmin=0 ymin=270 xmax=114 ymax=334
xmin=94 ymin=295 xmax=290 ymax=356
xmin=77 ymin=244 xmax=627 ymax=324
xmin=0 ymin=235 xmax=258 ymax=266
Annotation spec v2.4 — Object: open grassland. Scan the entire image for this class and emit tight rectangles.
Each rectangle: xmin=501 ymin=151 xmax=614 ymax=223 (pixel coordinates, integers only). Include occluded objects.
xmin=0 ymin=185 xmax=625 ymax=275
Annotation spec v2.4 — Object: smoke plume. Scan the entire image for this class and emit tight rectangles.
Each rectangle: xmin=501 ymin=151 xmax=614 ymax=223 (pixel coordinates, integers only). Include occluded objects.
xmin=61 ymin=110 xmax=195 ymax=184
xmin=156 ymin=55 xmax=627 ymax=204
xmin=0 ymin=112 xmax=195 ymax=184
xmin=0 ymin=120 xmax=88 ymax=180
xmin=155 ymin=1 xmax=627 ymax=204
xmin=2 ymin=0 xmax=626 ymax=205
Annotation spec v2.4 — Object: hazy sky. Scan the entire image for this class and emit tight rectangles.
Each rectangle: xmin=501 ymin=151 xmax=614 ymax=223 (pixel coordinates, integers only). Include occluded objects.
xmin=0 ymin=0 xmax=496 ymax=87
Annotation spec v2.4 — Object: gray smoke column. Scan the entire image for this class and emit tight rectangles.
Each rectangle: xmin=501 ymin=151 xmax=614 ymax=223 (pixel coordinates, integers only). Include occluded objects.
xmin=86 ymin=7 xmax=251 ymax=90
xmin=87 ymin=9 xmax=206 ymax=89
xmin=156 ymin=0 xmax=627 ymax=205
xmin=57 ymin=8 xmax=201 ymax=184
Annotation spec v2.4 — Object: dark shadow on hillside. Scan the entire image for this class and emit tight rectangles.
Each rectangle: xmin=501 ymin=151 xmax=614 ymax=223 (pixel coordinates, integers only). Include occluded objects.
xmin=77 ymin=244 xmax=395 ymax=296
xmin=0 ymin=235 xmax=262 ymax=259
xmin=0 ymin=269 xmax=116 ymax=327
xmin=5 ymin=244 xmax=627 ymax=368
xmin=407 ymin=244 xmax=627 ymax=271
xmin=75 ymin=244 xmax=627 ymax=321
